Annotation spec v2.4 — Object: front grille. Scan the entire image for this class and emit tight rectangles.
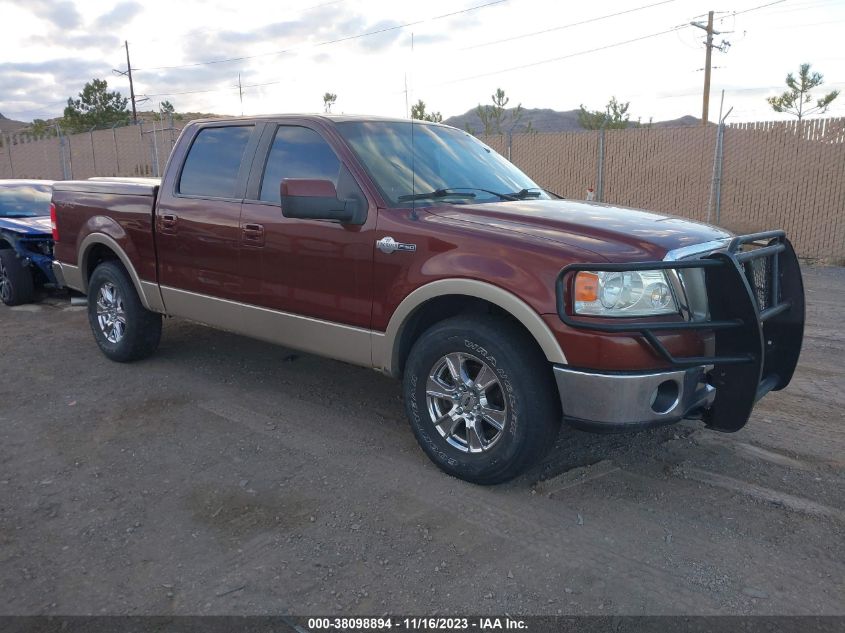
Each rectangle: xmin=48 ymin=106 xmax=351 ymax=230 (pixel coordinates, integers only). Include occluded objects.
xmin=743 ymin=255 xmax=773 ymax=311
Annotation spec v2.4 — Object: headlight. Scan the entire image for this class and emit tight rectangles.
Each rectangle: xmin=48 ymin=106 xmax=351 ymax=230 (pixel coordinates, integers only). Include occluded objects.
xmin=574 ymin=270 xmax=679 ymax=317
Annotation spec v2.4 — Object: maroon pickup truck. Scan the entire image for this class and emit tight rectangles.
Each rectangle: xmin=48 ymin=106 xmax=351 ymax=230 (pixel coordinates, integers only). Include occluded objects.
xmin=51 ymin=115 xmax=805 ymax=484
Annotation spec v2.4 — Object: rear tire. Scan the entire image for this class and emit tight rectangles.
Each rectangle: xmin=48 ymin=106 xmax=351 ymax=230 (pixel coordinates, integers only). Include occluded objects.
xmin=403 ymin=316 xmax=561 ymax=484
xmin=0 ymin=249 xmax=35 ymax=306
xmin=87 ymin=261 xmax=162 ymax=362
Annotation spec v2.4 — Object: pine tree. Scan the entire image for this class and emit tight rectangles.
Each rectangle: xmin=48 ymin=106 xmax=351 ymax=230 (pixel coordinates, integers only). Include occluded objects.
xmin=767 ymin=63 xmax=839 ymax=121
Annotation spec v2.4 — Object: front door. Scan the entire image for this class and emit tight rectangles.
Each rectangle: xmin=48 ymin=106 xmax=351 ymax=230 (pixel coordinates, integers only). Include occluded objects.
xmin=239 ymin=123 xmax=376 ymax=332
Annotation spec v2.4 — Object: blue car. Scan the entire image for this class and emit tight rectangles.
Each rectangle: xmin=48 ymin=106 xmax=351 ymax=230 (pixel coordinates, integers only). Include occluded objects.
xmin=0 ymin=180 xmax=57 ymax=305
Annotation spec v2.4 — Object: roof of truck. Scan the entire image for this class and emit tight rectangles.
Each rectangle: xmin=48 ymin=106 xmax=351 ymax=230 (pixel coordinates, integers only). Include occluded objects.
xmin=187 ymin=114 xmax=450 ymax=126
xmin=0 ymin=179 xmax=55 ymax=186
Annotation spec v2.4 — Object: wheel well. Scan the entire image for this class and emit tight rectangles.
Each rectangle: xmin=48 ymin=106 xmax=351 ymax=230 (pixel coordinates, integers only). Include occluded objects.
xmin=394 ymin=295 xmax=547 ymax=377
xmin=84 ymin=243 xmax=122 ymax=283
xmin=0 ymin=238 xmax=12 ymax=250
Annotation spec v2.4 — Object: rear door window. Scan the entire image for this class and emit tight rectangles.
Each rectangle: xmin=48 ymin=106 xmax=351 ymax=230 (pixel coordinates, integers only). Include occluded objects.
xmin=259 ymin=126 xmax=341 ymax=203
xmin=179 ymin=125 xmax=253 ymax=198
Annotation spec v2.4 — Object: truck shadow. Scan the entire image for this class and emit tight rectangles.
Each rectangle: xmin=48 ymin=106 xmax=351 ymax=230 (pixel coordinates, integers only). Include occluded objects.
xmin=156 ymin=317 xmax=708 ymax=487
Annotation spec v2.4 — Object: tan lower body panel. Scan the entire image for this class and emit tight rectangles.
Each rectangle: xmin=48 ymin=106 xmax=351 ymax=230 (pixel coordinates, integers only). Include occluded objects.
xmin=54 ymin=262 xmax=83 ymax=292
xmin=159 ymin=286 xmax=378 ymax=369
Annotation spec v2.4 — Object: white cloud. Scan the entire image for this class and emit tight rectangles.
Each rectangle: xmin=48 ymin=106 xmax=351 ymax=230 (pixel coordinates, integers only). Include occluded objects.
xmin=0 ymin=0 xmax=842 ymax=123
xmin=95 ymin=1 xmax=143 ymax=29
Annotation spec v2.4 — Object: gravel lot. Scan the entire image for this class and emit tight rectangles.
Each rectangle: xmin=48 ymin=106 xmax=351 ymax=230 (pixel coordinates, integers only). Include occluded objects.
xmin=0 ymin=266 xmax=843 ymax=616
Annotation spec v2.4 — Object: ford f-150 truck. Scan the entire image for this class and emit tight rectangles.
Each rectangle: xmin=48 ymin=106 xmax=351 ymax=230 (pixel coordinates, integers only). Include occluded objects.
xmin=51 ymin=115 xmax=805 ymax=484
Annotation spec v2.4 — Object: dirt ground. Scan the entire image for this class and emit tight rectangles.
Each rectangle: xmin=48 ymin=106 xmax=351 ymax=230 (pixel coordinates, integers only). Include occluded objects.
xmin=0 ymin=266 xmax=842 ymax=617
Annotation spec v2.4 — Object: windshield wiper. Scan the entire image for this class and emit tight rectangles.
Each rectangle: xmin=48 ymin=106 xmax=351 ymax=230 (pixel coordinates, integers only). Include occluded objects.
xmin=397 ymin=186 xmax=543 ymax=203
xmin=504 ymin=188 xmax=543 ymax=200
xmin=446 ymin=187 xmax=545 ymax=201
xmin=430 ymin=187 xmax=521 ymax=201
xmin=398 ymin=189 xmax=477 ymax=202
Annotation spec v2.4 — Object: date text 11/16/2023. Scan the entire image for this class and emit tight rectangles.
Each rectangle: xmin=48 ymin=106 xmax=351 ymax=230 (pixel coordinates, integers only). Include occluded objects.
xmin=306 ymin=617 xmax=528 ymax=630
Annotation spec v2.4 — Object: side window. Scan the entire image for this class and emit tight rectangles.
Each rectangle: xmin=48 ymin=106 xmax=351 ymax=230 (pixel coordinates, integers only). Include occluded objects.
xmin=259 ymin=126 xmax=341 ymax=203
xmin=179 ymin=126 xmax=253 ymax=198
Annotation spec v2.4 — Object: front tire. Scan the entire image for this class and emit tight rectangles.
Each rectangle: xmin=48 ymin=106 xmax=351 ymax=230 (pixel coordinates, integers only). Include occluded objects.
xmin=403 ymin=316 xmax=561 ymax=484
xmin=87 ymin=261 xmax=162 ymax=362
xmin=0 ymin=249 xmax=35 ymax=306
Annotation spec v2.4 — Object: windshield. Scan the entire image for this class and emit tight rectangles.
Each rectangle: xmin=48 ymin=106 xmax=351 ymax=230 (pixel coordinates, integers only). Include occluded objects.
xmin=0 ymin=183 xmax=52 ymax=218
xmin=336 ymin=121 xmax=548 ymax=207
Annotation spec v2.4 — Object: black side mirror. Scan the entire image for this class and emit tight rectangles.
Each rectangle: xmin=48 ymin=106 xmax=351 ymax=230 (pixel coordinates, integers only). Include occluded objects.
xmin=280 ymin=179 xmax=363 ymax=224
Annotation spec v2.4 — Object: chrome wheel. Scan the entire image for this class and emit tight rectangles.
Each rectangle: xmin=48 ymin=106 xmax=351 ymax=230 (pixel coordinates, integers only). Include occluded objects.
xmin=0 ymin=258 xmax=10 ymax=304
xmin=95 ymin=282 xmax=127 ymax=343
xmin=425 ymin=352 xmax=508 ymax=453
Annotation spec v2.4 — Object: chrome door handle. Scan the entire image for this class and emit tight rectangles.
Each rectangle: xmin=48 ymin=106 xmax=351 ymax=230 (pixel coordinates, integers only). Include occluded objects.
xmin=242 ymin=223 xmax=265 ymax=246
xmin=377 ymin=236 xmax=416 ymax=254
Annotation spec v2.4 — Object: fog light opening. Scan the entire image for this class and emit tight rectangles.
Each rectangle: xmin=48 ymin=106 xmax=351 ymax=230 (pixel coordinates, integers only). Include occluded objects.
xmin=650 ymin=380 xmax=680 ymax=414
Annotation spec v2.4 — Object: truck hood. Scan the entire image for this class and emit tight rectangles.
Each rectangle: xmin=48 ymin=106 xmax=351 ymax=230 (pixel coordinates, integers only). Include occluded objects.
xmin=428 ymin=199 xmax=732 ymax=261
xmin=0 ymin=215 xmax=52 ymax=236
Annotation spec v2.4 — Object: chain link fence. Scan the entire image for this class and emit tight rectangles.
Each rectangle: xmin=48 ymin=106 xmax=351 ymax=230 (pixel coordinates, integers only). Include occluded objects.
xmin=484 ymin=117 xmax=845 ymax=262
xmin=0 ymin=116 xmax=183 ymax=181
xmin=2 ymin=115 xmax=843 ymax=262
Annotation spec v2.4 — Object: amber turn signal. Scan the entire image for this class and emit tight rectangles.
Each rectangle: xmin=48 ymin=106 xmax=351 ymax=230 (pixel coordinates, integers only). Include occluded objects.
xmin=574 ymin=271 xmax=599 ymax=302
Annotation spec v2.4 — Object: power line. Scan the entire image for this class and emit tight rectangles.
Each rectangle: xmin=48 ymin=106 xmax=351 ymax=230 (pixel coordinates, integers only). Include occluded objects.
xmin=143 ymin=87 xmax=227 ymax=97
xmin=724 ymin=0 xmax=788 ymax=18
xmin=137 ymin=0 xmax=800 ymax=105
xmin=135 ymin=0 xmax=507 ymax=72
xmin=144 ymin=25 xmax=690 ymax=99
xmin=428 ymin=0 xmax=796 ymax=90
xmin=462 ymin=0 xmax=681 ymax=51
xmin=435 ymin=24 xmax=691 ymax=87
xmin=732 ymin=0 xmax=839 ymax=17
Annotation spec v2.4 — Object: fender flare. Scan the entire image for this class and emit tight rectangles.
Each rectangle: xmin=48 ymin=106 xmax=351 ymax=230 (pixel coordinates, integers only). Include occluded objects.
xmin=77 ymin=233 xmax=165 ymax=312
xmin=373 ymin=278 xmax=567 ymax=375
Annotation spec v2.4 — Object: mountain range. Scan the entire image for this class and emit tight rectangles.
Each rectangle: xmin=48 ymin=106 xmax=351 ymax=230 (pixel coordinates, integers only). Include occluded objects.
xmin=1 ymin=107 xmax=703 ymax=137
xmin=0 ymin=112 xmax=28 ymax=134
xmin=443 ymin=107 xmax=702 ymax=133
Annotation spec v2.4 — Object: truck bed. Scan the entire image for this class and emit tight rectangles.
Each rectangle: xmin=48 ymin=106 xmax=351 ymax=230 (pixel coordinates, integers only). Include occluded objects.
xmin=53 ymin=178 xmax=160 ymax=198
xmin=51 ymin=178 xmax=161 ymax=289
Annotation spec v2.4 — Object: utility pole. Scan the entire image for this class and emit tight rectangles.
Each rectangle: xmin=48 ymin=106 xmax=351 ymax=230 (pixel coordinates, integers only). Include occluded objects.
xmin=113 ymin=40 xmax=138 ymax=124
xmin=125 ymin=41 xmax=138 ymax=124
xmin=238 ymin=73 xmax=244 ymax=116
xmin=691 ymin=11 xmax=717 ymax=125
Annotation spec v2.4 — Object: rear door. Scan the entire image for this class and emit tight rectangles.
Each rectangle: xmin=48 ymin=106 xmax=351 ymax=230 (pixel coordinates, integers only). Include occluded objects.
xmin=155 ymin=123 xmax=260 ymax=301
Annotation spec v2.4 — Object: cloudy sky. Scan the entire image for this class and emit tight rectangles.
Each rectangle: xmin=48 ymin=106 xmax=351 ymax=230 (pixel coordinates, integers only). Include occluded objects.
xmin=1 ymin=0 xmax=843 ymax=124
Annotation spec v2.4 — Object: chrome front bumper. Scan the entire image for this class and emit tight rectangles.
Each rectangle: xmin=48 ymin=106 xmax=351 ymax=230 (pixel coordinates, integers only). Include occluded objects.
xmin=553 ymin=364 xmax=716 ymax=430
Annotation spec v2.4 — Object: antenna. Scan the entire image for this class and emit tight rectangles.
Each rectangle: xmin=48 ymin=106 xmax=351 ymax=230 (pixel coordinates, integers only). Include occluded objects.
xmin=404 ymin=73 xmax=409 ymax=118
xmin=410 ymin=31 xmax=417 ymax=220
